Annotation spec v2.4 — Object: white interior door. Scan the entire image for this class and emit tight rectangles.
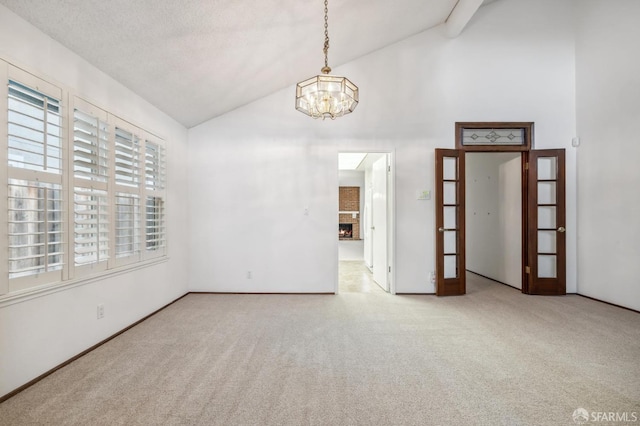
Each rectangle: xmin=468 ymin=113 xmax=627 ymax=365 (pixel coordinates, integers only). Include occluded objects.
xmin=372 ymin=155 xmax=388 ymax=291
xmin=363 ymin=186 xmax=373 ymax=270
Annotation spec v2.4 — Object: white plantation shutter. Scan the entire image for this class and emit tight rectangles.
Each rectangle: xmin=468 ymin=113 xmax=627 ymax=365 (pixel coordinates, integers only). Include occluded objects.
xmin=144 ymin=140 xmax=166 ymax=254
xmin=74 ymin=188 xmax=109 ymax=266
xmin=74 ymin=109 xmax=109 ymax=182
xmin=115 ymin=193 xmax=140 ymax=258
xmin=112 ymin=120 xmax=144 ymax=265
xmin=145 ymin=196 xmax=164 ymax=251
xmin=72 ymin=99 xmax=111 ymax=274
xmin=5 ymin=70 xmax=65 ymax=291
xmin=115 ymin=127 xmax=140 ymax=187
xmin=8 ymin=80 xmax=62 ymax=174
xmin=1 ymin=63 xmax=168 ymax=297
xmin=8 ymin=179 xmax=64 ymax=288
xmin=145 ymin=141 xmax=165 ymax=190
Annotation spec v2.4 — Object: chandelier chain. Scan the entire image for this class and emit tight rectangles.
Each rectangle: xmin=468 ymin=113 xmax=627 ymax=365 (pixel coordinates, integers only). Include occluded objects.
xmin=323 ymin=0 xmax=329 ymax=68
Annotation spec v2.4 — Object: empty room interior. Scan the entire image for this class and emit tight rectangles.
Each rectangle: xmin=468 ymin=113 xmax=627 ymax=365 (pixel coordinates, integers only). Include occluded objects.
xmin=1 ymin=0 xmax=639 ymax=425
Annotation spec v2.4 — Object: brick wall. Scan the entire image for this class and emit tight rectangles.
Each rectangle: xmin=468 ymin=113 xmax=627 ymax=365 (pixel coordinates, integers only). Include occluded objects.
xmin=339 ymin=186 xmax=360 ymax=239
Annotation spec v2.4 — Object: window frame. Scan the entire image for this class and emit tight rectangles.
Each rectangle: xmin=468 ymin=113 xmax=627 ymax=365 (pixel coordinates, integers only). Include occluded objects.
xmin=4 ymin=66 xmax=66 ymax=293
xmin=1 ymin=61 xmax=168 ymax=299
xmin=70 ymin=97 xmax=111 ymax=279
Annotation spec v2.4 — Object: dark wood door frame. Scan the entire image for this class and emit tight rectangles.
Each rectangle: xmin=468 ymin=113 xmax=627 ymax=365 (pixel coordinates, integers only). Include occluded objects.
xmin=438 ymin=122 xmax=566 ymax=296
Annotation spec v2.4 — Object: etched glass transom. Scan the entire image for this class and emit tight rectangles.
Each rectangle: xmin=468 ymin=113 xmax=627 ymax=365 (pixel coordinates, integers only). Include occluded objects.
xmin=462 ymin=128 xmax=525 ymax=146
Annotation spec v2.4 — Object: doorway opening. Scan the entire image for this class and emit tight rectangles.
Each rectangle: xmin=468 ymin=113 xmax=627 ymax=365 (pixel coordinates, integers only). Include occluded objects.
xmin=466 ymin=152 xmax=522 ymax=290
xmin=435 ymin=122 xmax=566 ymax=296
xmin=337 ymin=152 xmax=394 ymax=294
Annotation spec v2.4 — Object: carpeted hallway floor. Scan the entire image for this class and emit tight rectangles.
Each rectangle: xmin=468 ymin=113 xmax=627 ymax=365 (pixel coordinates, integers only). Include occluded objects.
xmin=1 ymin=273 xmax=639 ymax=425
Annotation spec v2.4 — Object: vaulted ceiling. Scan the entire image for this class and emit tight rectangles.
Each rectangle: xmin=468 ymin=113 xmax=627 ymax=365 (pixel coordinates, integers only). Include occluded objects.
xmin=0 ymin=0 xmax=495 ymax=128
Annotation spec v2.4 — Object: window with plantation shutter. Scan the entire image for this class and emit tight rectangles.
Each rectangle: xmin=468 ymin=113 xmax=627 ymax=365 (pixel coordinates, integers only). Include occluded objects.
xmin=5 ymin=70 xmax=65 ymax=292
xmin=74 ymin=109 xmax=108 ymax=182
xmin=74 ymin=188 xmax=109 ymax=267
xmin=144 ymin=140 xmax=166 ymax=254
xmin=8 ymin=179 xmax=64 ymax=279
xmin=115 ymin=127 xmax=140 ymax=187
xmin=72 ymin=100 xmax=111 ymax=273
xmin=115 ymin=193 xmax=140 ymax=258
xmin=145 ymin=196 xmax=164 ymax=251
xmin=112 ymin=121 xmax=143 ymax=265
xmin=8 ymin=80 xmax=62 ymax=173
xmin=1 ymin=60 xmax=168 ymax=298
xmin=145 ymin=141 xmax=165 ymax=191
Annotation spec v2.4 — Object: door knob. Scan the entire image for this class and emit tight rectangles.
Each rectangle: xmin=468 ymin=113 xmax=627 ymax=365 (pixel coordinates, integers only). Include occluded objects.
xmin=557 ymin=226 xmax=566 ymax=233
xmin=438 ymin=227 xmax=456 ymax=232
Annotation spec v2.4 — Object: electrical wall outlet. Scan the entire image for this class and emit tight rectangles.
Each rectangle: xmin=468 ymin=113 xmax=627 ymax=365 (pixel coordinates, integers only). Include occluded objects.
xmin=429 ymin=271 xmax=436 ymax=283
xmin=247 ymin=271 xmax=252 ymax=279
xmin=97 ymin=304 xmax=105 ymax=319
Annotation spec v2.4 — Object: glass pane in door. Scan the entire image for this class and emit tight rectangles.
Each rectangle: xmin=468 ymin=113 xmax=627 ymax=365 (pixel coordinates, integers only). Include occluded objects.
xmin=444 ymin=231 xmax=457 ymax=254
xmin=443 ymin=157 xmax=457 ymax=180
xmin=537 ymin=157 xmax=557 ymax=180
xmin=443 ymin=182 xmax=457 ymax=204
xmin=444 ymin=206 xmax=457 ymax=229
xmin=538 ymin=206 xmax=556 ymax=229
xmin=538 ymin=182 xmax=556 ymax=205
xmin=538 ymin=231 xmax=556 ymax=253
xmin=444 ymin=255 xmax=458 ymax=279
xmin=538 ymin=255 xmax=557 ymax=278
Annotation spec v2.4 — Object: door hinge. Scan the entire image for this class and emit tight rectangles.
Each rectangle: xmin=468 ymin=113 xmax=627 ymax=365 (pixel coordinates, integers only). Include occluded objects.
xmin=388 ymin=165 xmax=391 ymax=172
xmin=525 ymin=162 xmax=529 ymax=170
xmin=388 ymin=266 xmax=391 ymax=273
xmin=525 ymin=266 xmax=530 ymax=274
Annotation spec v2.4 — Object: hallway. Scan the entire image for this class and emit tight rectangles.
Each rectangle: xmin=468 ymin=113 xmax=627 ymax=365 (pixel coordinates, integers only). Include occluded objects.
xmin=338 ymin=240 xmax=386 ymax=293
xmin=339 ymin=260 xmax=385 ymax=294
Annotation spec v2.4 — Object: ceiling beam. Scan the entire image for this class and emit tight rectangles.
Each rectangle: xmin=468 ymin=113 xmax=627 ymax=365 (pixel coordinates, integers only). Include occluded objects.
xmin=444 ymin=0 xmax=484 ymax=38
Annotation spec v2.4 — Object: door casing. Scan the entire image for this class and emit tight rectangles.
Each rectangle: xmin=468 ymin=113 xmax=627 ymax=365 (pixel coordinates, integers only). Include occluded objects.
xmin=337 ymin=151 xmax=395 ymax=295
xmin=435 ymin=123 xmax=566 ymax=296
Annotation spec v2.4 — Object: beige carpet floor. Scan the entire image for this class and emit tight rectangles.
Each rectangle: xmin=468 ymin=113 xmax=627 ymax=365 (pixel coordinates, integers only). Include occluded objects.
xmin=1 ymin=273 xmax=639 ymax=425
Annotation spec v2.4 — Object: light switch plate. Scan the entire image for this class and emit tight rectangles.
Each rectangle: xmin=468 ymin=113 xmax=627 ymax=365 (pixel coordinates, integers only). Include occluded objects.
xmin=417 ymin=190 xmax=431 ymax=200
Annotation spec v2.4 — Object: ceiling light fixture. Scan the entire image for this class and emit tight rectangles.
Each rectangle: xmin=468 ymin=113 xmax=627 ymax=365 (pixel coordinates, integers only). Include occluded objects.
xmin=295 ymin=0 xmax=359 ymax=120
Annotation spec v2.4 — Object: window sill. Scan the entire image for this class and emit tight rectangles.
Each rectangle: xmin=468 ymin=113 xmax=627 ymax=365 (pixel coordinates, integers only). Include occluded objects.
xmin=0 ymin=256 xmax=169 ymax=308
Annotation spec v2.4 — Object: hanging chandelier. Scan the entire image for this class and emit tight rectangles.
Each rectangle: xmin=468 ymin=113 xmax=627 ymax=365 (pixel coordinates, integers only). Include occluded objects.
xmin=295 ymin=0 xmax=359 ymax=120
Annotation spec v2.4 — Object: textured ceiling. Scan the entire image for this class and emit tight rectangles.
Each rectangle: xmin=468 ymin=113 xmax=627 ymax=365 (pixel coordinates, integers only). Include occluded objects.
xmin=0 ymin=0 xmax=493 ymax=128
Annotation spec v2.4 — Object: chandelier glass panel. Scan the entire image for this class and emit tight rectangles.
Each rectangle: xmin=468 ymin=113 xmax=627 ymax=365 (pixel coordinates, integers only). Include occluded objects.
xmin=296 ymin=0 xmax=359 ymax=120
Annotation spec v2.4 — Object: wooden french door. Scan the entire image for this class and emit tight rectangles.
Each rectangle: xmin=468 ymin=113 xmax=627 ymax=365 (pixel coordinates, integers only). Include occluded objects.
xmin=525 ymin=149 xmax=566 ymax=295
xmin=435 ymin=149 xmax=465 ymax=296
xmin=435 ymin=147 xmax=565 ymax=296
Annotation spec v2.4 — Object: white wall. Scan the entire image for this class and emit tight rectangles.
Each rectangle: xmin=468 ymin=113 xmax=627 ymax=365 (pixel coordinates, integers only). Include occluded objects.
xmin=188 ymin=0 xmax=577 ymax=294
xmin=0 ymin=6 xmax=189 ymax=397
xmin=575 ymin=0 xmax=640 ymax=311
xmin=467 ymin=154 xmax=501 ymax=280
xmin=466 ymin=153 xmax=521 ymax=289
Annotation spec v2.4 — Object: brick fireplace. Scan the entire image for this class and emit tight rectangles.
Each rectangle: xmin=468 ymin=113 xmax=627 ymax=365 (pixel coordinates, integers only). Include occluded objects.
xmin=339 ymin=186 xmax=360 ymax=240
